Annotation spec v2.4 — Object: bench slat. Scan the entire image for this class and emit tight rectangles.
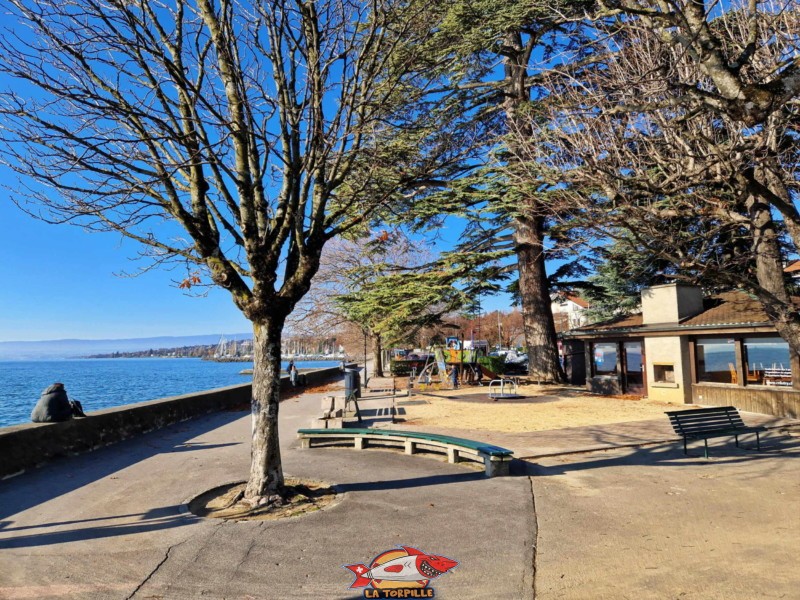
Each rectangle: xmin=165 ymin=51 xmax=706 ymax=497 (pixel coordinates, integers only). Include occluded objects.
xmin=297 ymin=428 xmax=513 ymax=457
xmin=297 ymin=428 xmax=514 ymax=477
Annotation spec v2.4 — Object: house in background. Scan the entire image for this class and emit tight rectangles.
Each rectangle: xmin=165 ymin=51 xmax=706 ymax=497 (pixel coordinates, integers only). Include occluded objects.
xmin=561 ymin=283 xmax=800 ymax=418
xmin=550 ymin=293 xmax=591 ymax=384
xmin=551 ymin=293 xmax=590 ymax=333
xmin=783 ymin=259 xmax=800 ymax=280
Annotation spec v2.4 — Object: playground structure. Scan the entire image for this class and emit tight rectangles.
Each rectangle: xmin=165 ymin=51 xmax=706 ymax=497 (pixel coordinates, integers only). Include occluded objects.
xmin=488 ymin=377 xmax=525 ymax=400
xmin=403 ymin=342 xmax=505 ymax=392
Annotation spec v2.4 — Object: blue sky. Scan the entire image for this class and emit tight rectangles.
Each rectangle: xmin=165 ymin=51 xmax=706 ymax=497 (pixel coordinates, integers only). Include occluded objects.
xmin=0 ymin=199 xmax=253 ymax=341
xmin=0 ymin=8 xmax=513 ymax=343
xmin=0 ymin=9 xmax=255 ymax=342
xmin=0 ymin=196 xmax=509 ymax=342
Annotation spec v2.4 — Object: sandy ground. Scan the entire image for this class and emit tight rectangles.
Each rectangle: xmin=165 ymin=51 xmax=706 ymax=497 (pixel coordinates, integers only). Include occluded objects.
xmin=398 ymin=384 xmax=696 ymax=433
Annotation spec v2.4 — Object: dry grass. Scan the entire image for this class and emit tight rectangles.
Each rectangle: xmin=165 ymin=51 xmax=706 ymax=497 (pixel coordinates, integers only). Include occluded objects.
xmin=399 ymin=384 xmax=694 ymax=433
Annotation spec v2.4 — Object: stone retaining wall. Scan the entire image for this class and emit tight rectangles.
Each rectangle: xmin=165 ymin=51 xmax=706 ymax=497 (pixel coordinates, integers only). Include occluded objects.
xmin=0 ymin=365 xmax=346 ymax=479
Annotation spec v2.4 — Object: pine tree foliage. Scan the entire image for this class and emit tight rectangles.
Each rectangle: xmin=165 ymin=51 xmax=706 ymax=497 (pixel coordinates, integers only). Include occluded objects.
xmin=334 ymin=248 xmax=509 ymax=348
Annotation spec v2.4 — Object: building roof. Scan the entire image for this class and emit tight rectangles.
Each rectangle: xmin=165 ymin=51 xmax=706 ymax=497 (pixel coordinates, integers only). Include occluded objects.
xmin=565 ymin=294 xmax=589 ymax=309
xmin=680 ymin=291 xmax=767 ymax=327
xmin=551 ymin=292 xmax=589 ymax=309
xmin=564 ymin=290 xmax=784 ymax=338
xmin=784 ymin=260 xmax=800 ymax=274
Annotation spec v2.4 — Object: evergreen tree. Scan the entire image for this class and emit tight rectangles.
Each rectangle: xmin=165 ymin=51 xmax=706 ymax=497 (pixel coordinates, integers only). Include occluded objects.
xmin=394 ymin=1 xmax=595 ymax=382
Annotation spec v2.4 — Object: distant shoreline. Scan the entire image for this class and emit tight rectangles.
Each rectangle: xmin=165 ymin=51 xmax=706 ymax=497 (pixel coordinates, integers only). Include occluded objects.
xmin=83 ymin=343 xmax=346 ymax=362
xmin=82 ymin=353 xmax=346 ymax=362
xmin=0 ymin=355 xmax=347 ymax=363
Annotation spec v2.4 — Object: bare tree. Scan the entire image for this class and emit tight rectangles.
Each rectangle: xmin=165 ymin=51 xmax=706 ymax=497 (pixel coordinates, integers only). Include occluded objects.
xmin=596 ymin=0 xmax=800 ymax=126
xmin=513 ymin=1 xmax=800 ymax=352
xmin=287 ymin=232 xmax=435 ymax=376
xmin=0 ymin=0 xmax=469 ymax=503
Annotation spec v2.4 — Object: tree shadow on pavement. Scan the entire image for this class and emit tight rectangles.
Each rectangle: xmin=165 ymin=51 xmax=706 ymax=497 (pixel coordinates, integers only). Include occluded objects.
xmin=335 ymin=471 xmax=485 ymax=493
xmin=513 ymin=430 xmax=800 ymax=477
xmin=0 ymin=504 xmax=196 ymax=549
xmin=0 ymin=410 xmax=246 ymax=521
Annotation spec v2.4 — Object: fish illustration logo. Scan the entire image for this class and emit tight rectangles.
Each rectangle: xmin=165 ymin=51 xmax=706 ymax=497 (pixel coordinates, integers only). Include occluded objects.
xmin=344 ymin=546 xmax=458 ymax=597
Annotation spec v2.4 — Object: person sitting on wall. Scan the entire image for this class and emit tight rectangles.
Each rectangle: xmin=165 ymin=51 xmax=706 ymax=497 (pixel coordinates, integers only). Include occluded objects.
xmin=31 ymin=382 xmax=86 ymax=423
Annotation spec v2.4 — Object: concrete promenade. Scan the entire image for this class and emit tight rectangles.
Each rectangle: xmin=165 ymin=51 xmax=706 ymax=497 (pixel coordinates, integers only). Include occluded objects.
xmin=1 ymin=378 xmax=798 ymax=599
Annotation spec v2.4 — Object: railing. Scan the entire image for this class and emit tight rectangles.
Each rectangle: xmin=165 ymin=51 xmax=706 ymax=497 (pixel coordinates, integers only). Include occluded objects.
xmin=763 ymin=367 xmax=792 ymax=387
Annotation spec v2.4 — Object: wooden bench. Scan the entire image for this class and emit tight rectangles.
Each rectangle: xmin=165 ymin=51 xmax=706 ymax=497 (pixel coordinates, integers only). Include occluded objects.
xmin=665 ymin=406 xmax=766 ymax=458
xmin=297 ymin=428 xmax=514 ymax=477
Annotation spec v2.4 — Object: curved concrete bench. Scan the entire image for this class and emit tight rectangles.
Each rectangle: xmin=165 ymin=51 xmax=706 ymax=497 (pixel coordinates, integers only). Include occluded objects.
xmin=297 ymin=428 xmax=513 ymax=477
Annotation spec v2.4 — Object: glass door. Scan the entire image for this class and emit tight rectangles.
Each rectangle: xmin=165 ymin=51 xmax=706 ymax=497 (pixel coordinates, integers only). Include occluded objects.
xmin=623 ymin=341 xmax=645 ymax=394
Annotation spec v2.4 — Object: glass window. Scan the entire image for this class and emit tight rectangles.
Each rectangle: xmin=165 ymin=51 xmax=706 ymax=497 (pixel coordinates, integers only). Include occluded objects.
xmin=654 ymin=364 xmax=675 ymax=383
xmin=743 ymin=337 xmax=791 ymax=386
xmin=696 ymin=338 xmax=736 ymax=384
xmin=624 ymin=342 xmax=643 ymax=373
xmin=593 ymin=342 xmax=618 ymax=375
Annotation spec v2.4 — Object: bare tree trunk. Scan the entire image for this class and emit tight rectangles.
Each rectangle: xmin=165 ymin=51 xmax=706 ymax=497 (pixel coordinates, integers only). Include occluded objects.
xmin=514 ymin=213 xmax=564 ymax=382
xmin=244 ymin=319 xmax=285 ymax=500
xmin=372 ymin=333 xmax=384 ymax=377
xmin=746 ymin=196 xmax=800 ymax=356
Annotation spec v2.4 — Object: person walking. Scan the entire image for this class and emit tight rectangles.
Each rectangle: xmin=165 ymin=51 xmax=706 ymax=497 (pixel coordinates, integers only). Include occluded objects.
xmin=290 ymin=363 xmax=298 ymax=387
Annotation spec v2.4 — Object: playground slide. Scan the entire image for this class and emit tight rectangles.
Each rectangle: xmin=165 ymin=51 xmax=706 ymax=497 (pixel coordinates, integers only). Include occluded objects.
xmin=479 ymin=364 xmax=500 ymax=380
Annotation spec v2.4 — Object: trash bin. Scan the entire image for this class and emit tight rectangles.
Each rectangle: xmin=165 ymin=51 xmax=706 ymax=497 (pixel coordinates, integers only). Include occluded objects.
xmin=344 ymin=368 xmax=361 ymax=399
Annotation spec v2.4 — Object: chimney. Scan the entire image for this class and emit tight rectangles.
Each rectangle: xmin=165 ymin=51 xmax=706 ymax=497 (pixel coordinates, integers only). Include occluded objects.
xmin=641 ymin=283 xmax=703 ymax=325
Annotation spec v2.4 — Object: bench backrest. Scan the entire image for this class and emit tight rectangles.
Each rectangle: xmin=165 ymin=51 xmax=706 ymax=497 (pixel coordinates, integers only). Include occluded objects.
xmin=665 ymin=406 xmax=746 ymax=436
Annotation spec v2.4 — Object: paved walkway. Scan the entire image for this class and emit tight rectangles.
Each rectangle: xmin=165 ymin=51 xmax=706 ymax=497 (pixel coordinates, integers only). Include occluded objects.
xmin=1 ymin=376 xmax=798 ymax=599
xmin=0 ymin=385 xmax=533 ymax=599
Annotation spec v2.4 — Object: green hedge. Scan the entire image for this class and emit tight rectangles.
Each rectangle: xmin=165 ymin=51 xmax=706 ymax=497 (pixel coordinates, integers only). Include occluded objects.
xmin=477 ymin=356 xmax=505 ymax=375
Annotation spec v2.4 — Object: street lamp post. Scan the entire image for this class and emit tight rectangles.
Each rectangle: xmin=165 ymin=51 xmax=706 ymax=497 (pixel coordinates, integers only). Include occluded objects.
xmin=363 ymin=330 xmax=368 ymax=390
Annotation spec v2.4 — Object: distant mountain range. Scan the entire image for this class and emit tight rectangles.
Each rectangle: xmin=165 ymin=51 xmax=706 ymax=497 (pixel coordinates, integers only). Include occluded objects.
xmin=0 ymin=334 xmax=252 ymax=360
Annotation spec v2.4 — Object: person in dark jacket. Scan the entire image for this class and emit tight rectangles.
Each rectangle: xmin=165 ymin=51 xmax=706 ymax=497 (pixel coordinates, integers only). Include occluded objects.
xmin=450 ymin=364 xmax=460 ymax=389
xmin=31 ymin=383 xmax=85 ymax=423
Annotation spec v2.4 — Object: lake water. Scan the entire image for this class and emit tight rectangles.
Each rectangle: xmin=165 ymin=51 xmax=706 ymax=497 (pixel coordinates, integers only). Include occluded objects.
xmin=0 ymin=358 xmax=337 ymax=428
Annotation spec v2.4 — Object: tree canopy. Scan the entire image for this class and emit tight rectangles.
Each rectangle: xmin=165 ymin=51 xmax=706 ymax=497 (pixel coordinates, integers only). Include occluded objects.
xmin=0 ymin=0 xmax=477 ymax=502
xmin=509 ymin=0 xmax=800 ymax=352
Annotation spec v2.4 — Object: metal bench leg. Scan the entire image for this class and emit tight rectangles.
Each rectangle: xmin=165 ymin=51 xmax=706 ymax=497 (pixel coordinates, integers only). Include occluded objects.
xmin=735 ymin=434 xmax=739 ymax=448
xmin=756 ymin=431 xmax=761 ymax=451
xmin=683 ymin=437 xmax=687 ymax=455
xmin=704 ymin=438 xmax=709 ymax=459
